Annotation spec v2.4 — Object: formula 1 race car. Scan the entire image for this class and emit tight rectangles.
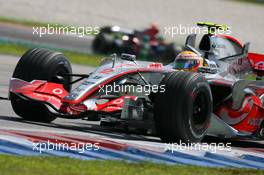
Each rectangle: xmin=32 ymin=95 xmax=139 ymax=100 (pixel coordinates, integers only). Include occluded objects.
xmin=92 ymin=25 xmax=181 ymax=62
xmin=8 ymin=23 xmax=264 ymax=143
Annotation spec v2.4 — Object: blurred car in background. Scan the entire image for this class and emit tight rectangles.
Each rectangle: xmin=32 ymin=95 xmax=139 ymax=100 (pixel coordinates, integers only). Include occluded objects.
xmin=92 ymin=25 xmax=182 ymax=62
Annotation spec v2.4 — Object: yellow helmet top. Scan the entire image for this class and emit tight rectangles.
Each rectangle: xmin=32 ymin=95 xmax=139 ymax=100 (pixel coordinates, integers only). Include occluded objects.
xmin=174 ymin=51 xmax=204 ymax=72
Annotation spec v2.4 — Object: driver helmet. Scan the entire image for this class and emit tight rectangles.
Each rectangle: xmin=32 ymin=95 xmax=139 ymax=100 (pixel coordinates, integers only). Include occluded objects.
xmin=173 ymin=51 xmax=204 ymax=72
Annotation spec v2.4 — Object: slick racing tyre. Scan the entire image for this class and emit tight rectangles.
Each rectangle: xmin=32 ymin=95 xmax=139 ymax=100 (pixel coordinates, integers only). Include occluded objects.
xmin=10 ymin=48 xmax=72 ymax=123
xmin=154 ymin=71 xmax=213 ymax=143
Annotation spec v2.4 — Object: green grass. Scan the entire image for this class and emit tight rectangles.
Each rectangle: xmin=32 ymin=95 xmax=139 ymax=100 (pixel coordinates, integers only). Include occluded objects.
xmin=0 ymin=16 xmax=102 ymax=66
xmin=0 ymin=154 xmax=263 ymax=175
xmin=245 ymin=73 xmax=264 ymax=81
xmin=0 ymin=16 xmax=98 ymax=35
xmin=234 ymin=0 xmax=264 ymax=5
xmin=0 ymin=43 xmax=101 ymax=67
xmin=0 ymin=16 xmax=68 ymax=29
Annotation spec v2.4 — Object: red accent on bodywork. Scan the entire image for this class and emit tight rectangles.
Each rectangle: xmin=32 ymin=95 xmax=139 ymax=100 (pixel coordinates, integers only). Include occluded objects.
xmin=62 ymin=68 xmax=166 ymax=105
xmin=96 ymin=96 xmax=136 ymax=112
xmin=61 ymin=96 xmax=136 ymax=115
xmin=10 ymin=78 xmax=68 ymax=109
xmin=215 ymin=96 xmax=264 ymax=133
xmin=216 ymin=34 xmax=243 ymax=47
xmin=217 ymin=34 xmax=264 ymax=75
xmin=10 ymin=79 xmax=47 ymax=93
xmin=248 ymin=53 xmax=264 ymax=75
xmin=147 ymin=63 xmax=163 ymax=69
xmin=99 ymin=68 xmax=114 ymax=74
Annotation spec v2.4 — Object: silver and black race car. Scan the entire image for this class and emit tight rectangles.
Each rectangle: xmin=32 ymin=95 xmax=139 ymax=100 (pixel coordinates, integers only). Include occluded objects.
xmin=8 ymin=23 xmax=264 ymax=143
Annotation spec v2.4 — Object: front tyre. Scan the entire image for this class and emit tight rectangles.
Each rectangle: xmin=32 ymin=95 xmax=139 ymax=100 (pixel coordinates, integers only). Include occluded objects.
xmin=10 ymin=48 xmax=72 ymax=123
xmin=154 ymin=71 xmax=213 ymax=143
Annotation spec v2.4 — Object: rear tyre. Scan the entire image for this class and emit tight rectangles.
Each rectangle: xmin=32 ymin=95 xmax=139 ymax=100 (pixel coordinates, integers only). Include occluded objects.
xmin=154 ymin=71 xmax=213 ymax=143
xmin=10 ymin=48 xmax=72 ymax=123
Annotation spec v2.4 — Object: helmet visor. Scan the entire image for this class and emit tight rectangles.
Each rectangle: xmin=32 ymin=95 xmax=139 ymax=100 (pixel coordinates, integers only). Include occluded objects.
xmin=174 ymin=59 xmax=199 ymax=69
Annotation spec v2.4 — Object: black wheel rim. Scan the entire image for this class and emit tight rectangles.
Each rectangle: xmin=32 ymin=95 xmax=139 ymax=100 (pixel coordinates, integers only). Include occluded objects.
xmin=192 ymin=92 xmax=208 ymax=129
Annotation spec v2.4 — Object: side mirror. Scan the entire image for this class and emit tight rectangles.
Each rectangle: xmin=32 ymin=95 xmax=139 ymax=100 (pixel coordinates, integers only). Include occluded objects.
xmin=121 ymin=53 xmax=136 ymax=61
